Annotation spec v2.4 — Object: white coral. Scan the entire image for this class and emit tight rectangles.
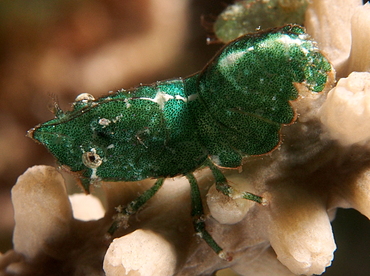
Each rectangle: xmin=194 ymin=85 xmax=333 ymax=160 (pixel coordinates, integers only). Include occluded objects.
xmin=319 ymin=72 xmax=370 ymax=146
xmin=69 ymin=193 xmax=105 ymax=221
xmin=104 ymin=230 xmax=177 ymax=276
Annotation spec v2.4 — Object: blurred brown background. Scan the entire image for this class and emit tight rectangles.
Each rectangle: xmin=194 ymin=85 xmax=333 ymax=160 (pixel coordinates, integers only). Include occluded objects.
xmin=0 ymin=1 xmax=369 ymax=275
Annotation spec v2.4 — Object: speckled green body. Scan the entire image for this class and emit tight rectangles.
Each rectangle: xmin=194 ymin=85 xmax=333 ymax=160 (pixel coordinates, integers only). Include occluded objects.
xmin=30 ymin=25 xmax=330 ymax=187
xmin=35 ymin=79 xmax=206 ymax=184
xmin=29 ymin=25 xmax=332 ymax=257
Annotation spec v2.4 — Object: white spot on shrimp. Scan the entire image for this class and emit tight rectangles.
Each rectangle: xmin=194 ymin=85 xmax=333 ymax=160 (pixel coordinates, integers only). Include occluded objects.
xmin=219 ymin=50 xmax=247 ymax=68
xmin=75 ymin=93 xmax=95 ymax=103
xmin=153 ymin=91 xmax=174 ymax=109
xmin=112 ymin=114 xmax=123 ymax=123
xmin=210 ymin=155 xmax=221 ymax=165
xmin=298 ymin=33 xmax=309 ymax=41
xmin=91 ymin=168 xmax=98 ymax=180
xmin=99 ymin=118 xmax=111 ymax=126
xmin=187 ymin=93 xmax=199 ymax=101
xmin=124 ymin=98 xmax=131 ymax=108
xmin=175 ymin=95 xmax=188 ymax=102
xmin=138 ymin=91 xmax=188 ymax=109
